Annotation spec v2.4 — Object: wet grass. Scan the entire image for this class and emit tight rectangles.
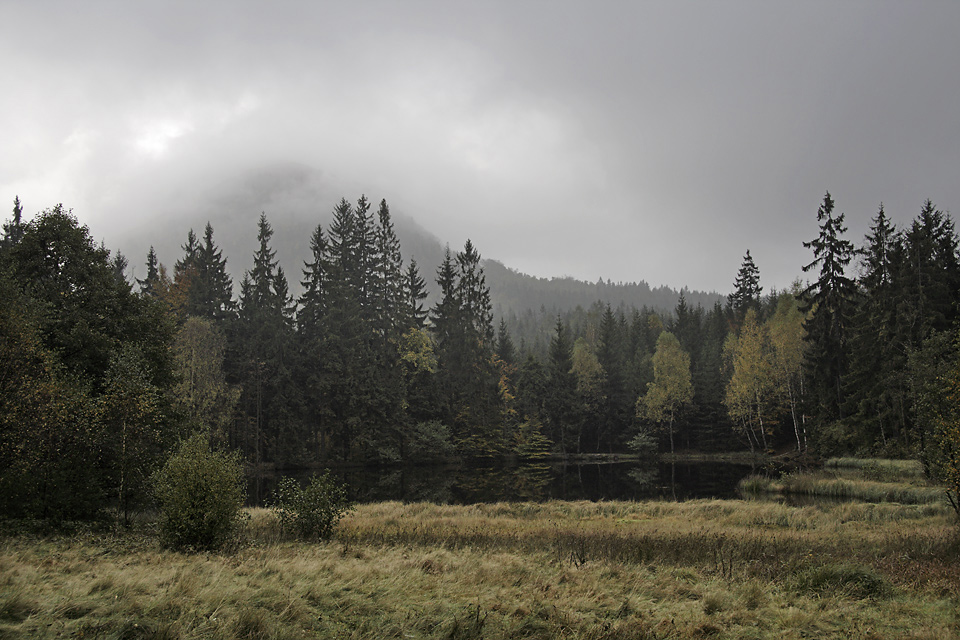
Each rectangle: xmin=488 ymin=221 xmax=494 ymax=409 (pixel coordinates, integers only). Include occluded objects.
xmin=824 ymin=457 xmax=925 ymax=479
xmin=740 ymin=458 xmax=947 ymax=506
xmin=1 ymin=465 xmax=958 ymax=639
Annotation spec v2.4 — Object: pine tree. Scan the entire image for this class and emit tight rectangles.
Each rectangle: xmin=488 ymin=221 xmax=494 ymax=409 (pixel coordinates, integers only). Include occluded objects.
xmin=353 ymin=195 xmax=377 ymax=319
xmin=429 ymin=241 xmax=499 ymax=453
xmin=402 ymin=259 xmax=429 ymax=330
xmin=728 ymin=250 xmax=762 ymax=326
xmin=1 ymin=196 xmax=25 ymax=252
xmin=595 ymin=306 xmax=631 ymax=451
xmin=545 ymin=317 xmax=579 ymax=453
xmin=495 ymin=318 xmax=516 ymax=366
xmin=298 ymin=223 xmax=328 ymax=340
xmin=138 ymin=246 xmax=161 ymax=297
xmin=236 ymin=213 xmax=298 ymax=465
xmin=900 ymin=200 xmax=960 ymax=342
xmin=457 ymin=239 xmax=494 ymax=347
xmin=801 ymin=192 xmax=857 ymax=425
xmin=193 ymin=223 xmax=235 ymax=322
xmin=372 ymin=199 xmax=404 ymax=340
xmin=846 ymin=204 xmax=904 ymax=449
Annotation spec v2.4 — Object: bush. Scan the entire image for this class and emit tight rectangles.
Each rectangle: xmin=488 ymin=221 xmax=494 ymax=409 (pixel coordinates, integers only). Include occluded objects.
xmin=153 ymin=432 xmax=246 ymax=551
xmin=271 ymin=471 xmax=352 ymax=541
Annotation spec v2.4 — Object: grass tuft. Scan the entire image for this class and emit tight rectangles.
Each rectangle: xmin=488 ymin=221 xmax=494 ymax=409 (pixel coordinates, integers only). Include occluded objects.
xmin=0 ymin=588 xmax=39 ymax=622
xmin=792 ymin=563 xmax=893 ymax=599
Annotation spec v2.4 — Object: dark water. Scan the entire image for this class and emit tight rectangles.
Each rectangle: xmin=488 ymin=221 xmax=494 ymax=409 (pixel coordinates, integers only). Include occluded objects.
xmin=248 ymin=459 xmax=776 ymax=506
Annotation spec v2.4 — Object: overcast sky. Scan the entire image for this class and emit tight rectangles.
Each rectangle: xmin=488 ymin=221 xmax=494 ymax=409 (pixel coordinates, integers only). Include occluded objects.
xmin=3 ymin=1 xmax=959 ymax=294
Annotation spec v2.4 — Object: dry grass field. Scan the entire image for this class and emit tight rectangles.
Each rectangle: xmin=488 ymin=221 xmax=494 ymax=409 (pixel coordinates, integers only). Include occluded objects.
xmin=1 ymin=465 xmax=958 ymax=639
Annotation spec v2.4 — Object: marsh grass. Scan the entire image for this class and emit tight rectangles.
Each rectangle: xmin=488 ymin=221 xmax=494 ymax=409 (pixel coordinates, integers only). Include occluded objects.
xmin=740 ymin=458 xmax=946 ymax=507
xmin=825 ymin=457 xmax=925 ymax=479
xmin=1 ymin=485 xmax=958 ymax=638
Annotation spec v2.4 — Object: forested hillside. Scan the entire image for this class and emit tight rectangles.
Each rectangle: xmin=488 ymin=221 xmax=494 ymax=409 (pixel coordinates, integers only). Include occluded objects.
xmin=2 ymin=191 xmax=959 ymax=521
xmin=120 ymin=194 xmax=717 ymax=328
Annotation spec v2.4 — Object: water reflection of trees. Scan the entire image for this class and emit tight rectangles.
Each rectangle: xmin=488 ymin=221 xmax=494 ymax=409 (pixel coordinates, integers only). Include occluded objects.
xmin=627 ymin=466 xmax=659 ymax=491
xmin=250 ymin=460 xmax=765 ymax=506
xmin=451 ymin=463 xmax=551 ymax=503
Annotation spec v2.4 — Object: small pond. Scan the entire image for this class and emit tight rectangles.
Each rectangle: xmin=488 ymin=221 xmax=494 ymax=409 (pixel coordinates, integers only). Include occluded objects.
xmin=248 ymin=459 xmax=782 ymax=506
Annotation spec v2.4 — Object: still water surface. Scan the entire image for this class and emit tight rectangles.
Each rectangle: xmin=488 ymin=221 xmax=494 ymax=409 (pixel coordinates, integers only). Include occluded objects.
xmin=249 ymin=459 xmax=778 ymax=506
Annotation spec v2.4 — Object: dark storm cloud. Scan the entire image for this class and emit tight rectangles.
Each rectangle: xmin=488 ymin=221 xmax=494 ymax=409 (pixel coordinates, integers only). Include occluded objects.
xmin=3 ymin=1 xmax=959 ymax=293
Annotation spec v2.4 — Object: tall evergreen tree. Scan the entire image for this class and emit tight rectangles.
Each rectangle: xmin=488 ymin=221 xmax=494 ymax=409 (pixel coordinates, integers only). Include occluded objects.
xmin=236 ymin=213 xmax=298 ymax=465
xmin=138 ymin=246 xmax=161 ymax=298
xmin=402 ymin=259 xmax=429 ymax=330
xmin=900 ymin=199 xmax=960 ymax=342
xmin=544 ymin=317 xmax=579 ymax=453
xmin=193 ymin=223 xmax=235 ymax=322
xmin=801 ymin=192 xmax=857 ymax=426
xmin=846 ymin=204 xmax=905 ymax=449
xmin=1 ymin=196 xmax=25 ymax=252
xmin=728 ymin=250 xmax=762 ymax=326
xmin=430 ymin=241 xmax=499 ymax=453
xmin=495 ymin=318 xmax=516 ymax=366
xmin=595 ymin=306 xmax=631 ymax=451
xmin=298 ymin=223 xmax=328 ymax=340
xmin=372 ymin=199 xmax=404 ymax=340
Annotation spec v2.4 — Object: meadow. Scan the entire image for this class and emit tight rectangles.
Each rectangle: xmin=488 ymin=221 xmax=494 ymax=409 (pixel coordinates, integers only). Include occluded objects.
xmin=1 ymin=463 xmax=958 ymax=639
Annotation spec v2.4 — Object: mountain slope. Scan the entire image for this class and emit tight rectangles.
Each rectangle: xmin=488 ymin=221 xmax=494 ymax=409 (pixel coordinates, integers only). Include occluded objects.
xmin=114 ymin=164 xmax=722 ymax=320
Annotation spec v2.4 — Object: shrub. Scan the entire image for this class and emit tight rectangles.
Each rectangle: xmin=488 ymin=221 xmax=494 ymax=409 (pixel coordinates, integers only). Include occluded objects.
xmin=153 ymin=432 xmax=246 ymax=551
xmin=271 ymin=471 xmax=352 ymax=541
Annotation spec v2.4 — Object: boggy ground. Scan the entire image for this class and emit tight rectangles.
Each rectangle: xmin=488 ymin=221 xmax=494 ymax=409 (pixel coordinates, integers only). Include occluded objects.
xmin=1 ymin=485 xmax=958 ymax=638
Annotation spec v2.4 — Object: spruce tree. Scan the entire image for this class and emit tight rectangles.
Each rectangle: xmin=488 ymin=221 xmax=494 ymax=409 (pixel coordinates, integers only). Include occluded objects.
xmin=596 ymin=306 xmax=631 ymax=451
xmin=496 ymin=318 xmax=516 ymax=366
xmin=236 ymin=213 xmax=298 ymax=465
xmin=801 ymin=192 xmax=857 ymax=425
xmin=1 ymin=196 xmax=25 ymax=252
xmin=846 ymin=204 xmax=904 ymax=449
xmin=138 ymin=246 xmax=161 ymax=297
xmin=728 ymin=250 xmax=762 ymax=326
xmin=429 ymin=241 xmax=499 ymax=453
xmin=545 ymin=317 xmax=579 ymax=453
xmin=402 ymin=259 xmax=429 ymax=330
xmin=194 ymin=223 xmax=235 ymax=322
xmin=372 ymin=199 xmax=404 ymax=340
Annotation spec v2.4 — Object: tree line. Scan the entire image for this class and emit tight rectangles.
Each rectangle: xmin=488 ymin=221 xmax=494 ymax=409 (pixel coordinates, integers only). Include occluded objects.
xmin=2 ymin=191 xmax=960 ymax=520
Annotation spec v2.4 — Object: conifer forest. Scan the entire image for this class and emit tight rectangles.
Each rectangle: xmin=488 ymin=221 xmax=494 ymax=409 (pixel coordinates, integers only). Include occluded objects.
xmin=2 ymin=191 xmax=960 ymax=519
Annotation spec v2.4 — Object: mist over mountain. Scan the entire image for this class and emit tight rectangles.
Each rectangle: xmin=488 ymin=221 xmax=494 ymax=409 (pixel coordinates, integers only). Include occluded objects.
xmin=115 ymin=164 xmax=722 ymax=319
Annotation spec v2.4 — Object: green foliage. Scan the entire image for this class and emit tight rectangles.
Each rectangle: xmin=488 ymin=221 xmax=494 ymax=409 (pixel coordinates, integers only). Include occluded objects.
xmin=728 ymin=249 xmax=762 ymax=322
xmin=626 ymin=426 xmax=658 ymax=456
xmin=99 ymin=345 xmax=165 ymax=524
xmin=932 ymin=331 xmax=960 ymax=518
xmin=153 ymin=432 xmax=246 ymax=551
xmin=723 ymin=309 xmax=776 ymax=452
xmin=640 ymin=331 xmax=693 ymax=453
xmin=271 ymin=472 xmax=352 ymax=541
xmin=0 ymin=275 xmax=105 ymax=521
xmin=801 ymin=192 xmax=857 ymax=424
xmin=405 ymin=421 xmax=457 ymax=460
xmin=513 ymin=419 xmax=552 ymax=458
xmin=170 ymin=317 xmax=239 ymax=442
